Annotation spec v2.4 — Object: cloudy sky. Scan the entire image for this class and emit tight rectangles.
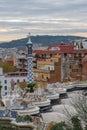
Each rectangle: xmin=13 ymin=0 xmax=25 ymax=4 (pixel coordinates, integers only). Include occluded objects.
xmin=0 ymin=0 xmax=87 ymax=41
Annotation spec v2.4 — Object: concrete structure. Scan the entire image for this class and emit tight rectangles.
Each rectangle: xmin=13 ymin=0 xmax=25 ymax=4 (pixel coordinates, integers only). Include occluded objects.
xmin=16 ymin=51 xmax=37 ymax=72
xmin=0 ymin=48 xmax=17 ymax=64
xmin=17 ymin=53 xmax=27 ymax=72
xmin=0 ymin=71 xmax=27 ymax=96
xmin=73 ymin=39 xmax=87 ymax=49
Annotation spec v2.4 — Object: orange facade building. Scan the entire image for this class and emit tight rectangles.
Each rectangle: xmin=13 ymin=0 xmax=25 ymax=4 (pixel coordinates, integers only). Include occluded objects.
xmin=34 ymin=55 xmax=61 ymax=87
xmin=82 ymin=55 xmax=87 ymax=80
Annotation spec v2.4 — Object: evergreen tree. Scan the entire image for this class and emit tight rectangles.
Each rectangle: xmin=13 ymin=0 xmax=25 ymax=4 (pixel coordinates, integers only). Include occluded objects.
xmin=71 ymin=116 xmax=83 ymax=130
xmin=51 ymin=122 xmax=68 ymax=130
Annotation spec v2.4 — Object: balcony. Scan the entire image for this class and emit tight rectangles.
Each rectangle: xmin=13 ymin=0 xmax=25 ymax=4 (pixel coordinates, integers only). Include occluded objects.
xmin=17 ymin=55 xmax=26 ymax=59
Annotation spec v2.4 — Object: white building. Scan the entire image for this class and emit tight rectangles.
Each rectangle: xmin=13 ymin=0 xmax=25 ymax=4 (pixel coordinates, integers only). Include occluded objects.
xmin=0 ymin=68 xmax=27 ymax=96
xmin=74 ymin=39 xmax=87 ymax=49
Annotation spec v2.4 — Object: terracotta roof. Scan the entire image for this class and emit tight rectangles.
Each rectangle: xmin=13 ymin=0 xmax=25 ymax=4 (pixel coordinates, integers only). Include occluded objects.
xmin=33 ymin=44 xmax=75 ymax=54
xmin=47 ymin=44 xmax=74 ymax=50
xmin=33 ymin=44 xmax=87 ymax=55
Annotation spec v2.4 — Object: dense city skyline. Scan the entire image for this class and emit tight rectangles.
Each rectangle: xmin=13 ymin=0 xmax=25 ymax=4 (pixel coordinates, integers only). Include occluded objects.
xmin=0 ymin=0 xmax=87 ymax=41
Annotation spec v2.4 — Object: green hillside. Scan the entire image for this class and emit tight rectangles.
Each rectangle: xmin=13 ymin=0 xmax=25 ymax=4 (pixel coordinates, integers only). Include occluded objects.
xmin=0 ymin=35 xmax=86 ymax=50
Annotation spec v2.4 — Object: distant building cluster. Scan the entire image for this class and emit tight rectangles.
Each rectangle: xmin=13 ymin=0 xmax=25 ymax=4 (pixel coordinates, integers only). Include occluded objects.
xmin=0 ymin=38 xmax=87 ymax=95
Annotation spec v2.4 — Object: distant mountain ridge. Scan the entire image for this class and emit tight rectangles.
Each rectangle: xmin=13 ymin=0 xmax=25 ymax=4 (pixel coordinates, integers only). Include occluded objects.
xmin=0 ymin=35 xmax=86 ymax=50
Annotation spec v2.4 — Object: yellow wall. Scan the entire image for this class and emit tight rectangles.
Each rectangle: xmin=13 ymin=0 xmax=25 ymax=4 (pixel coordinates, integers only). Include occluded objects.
xmin=37 ymin=55 xmax=60 ymax=68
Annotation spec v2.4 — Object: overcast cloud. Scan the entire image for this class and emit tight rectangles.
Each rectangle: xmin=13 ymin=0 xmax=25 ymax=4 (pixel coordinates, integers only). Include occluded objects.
xmin=0 ymin=0 xmax=87 ymax=41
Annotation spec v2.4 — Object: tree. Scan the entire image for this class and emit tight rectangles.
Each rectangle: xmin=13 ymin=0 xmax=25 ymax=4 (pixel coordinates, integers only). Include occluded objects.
xmin=71 ymin=116 xmax=83 ymax=130
xmin=0 ymin=61 xmax=17 ymax=73
xmin=0 ymin=125 xmax=4 ymax=130
xmin=70 ymin=93 xmax=87 ymax=126
xmin=26 ymin=83 xmax=38 ymax=93
xmin=51 ymin=122 xmax=68 ymax=130
xmin=50 ymin=116 xmax=84 ymax=130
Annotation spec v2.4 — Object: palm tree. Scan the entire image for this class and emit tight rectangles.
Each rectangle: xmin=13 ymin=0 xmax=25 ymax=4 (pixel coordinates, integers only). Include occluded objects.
xmin=26 ymin=83 xmax=38 ymax=93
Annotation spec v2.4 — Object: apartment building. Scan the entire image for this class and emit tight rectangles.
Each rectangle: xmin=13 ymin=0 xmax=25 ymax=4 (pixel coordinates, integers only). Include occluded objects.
xmin=34 ymin=42 xmax=87 ymax=82
xmin=34 ymin=55 xmax=61 ymax=87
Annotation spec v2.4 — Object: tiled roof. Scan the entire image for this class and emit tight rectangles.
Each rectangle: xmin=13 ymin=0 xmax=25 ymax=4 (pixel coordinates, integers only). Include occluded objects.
xmin=33 ymin=44 xmax=75 ymax=54
xmin=33 ymin=44 xmax=87 ymax=55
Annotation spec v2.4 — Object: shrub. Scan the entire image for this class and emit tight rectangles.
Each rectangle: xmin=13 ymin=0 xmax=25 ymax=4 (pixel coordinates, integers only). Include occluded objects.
xmin=26 ymin=83 xmax=38 ymax=93
xmin=16 ymin=115 xmax=33 ymax=123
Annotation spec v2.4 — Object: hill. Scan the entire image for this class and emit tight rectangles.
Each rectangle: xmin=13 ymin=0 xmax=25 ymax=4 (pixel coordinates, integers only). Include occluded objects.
xmin=0 ymin=35 xmax=86 ymax=50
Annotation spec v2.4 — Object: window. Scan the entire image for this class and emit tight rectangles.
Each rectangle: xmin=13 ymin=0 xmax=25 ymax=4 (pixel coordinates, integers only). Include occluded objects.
xmin=42 ymin=75 xmax=44 ymax=78
xmin=48 ymin=67 xmax=50 ymax=70
xmin=69 ymin=54 xmax=71 ymax=57
xmin=5 ymin=92 xmax=7 ymax=95
xmin=23 ymin=79 xmax=26 ymax=82
xmin=17 ymin=79 xmax=19 ymax=83
xmin=72 ymin=69 xmax=78 ymax=72
xmin=4 ymin=86 xmax=7 ymax=90
xmin=64 ymin=53 xmax=67 ymax=57
xmin=46 ymin=77 xmax=49 ymax=80
xmin=4 ymin=80 xmax=7 ymax=84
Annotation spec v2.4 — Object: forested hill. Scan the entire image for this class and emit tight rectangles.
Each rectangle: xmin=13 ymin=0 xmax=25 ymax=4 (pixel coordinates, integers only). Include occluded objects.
xmin=0 ymin=35 xmax=86 ymax=50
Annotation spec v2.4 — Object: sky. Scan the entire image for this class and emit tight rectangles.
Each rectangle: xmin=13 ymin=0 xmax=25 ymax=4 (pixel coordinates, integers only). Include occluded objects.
xmin=0 ymin=0 xmax=87 ymax=41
